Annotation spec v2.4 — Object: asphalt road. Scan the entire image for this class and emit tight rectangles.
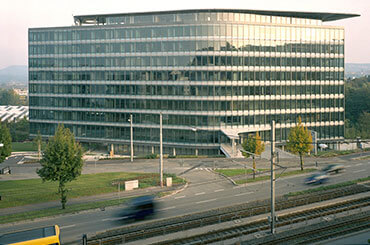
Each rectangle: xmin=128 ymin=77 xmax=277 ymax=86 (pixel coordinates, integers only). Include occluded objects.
xmin=0 ymin=154 xmax=368 ymax=244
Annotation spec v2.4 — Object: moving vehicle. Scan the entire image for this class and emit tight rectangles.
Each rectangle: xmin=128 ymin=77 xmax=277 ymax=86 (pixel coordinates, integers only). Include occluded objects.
xmin=0 ymin=225 xmax=60 ymax=245
xmin=119 ymin=195 xmax=156 ymax=220
xmin=322 ymin=164 xmax=345 ymax=174
xmin=305 ymin=173 xmax=328 ymax=185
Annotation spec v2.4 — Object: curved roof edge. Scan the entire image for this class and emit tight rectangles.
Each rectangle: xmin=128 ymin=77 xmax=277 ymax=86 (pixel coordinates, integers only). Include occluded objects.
xmin=73 ymin=8 xmax=360 ymax=23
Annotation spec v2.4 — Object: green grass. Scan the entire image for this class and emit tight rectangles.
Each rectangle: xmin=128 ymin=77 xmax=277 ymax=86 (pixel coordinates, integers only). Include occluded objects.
xmin=235 ymin=168 xmax=316 ymax=185
xmin=0 ymin=172 xmax=185 ymax=209
xmin=285 ymin=176 xmax=370 ymax=197
xmin=215 ymin=168 xmax=268 ymax=177
xmin=315 ymin=148 xmax=370 ymax=158
xmin=0 ymin=198 xmax=130 ymax=224
xmin=11 ymin=142 xmax=48 ymax=152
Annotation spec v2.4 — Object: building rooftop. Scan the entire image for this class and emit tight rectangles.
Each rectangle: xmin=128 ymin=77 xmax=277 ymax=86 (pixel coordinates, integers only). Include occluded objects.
xmin=73 ymin=9 xmax=359 ymax=26
xmin=0 ymin=106 xmax=29 ymax=122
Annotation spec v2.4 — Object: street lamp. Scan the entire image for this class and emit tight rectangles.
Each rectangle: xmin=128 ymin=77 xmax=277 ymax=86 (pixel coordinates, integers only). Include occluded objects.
xmin=159 ymin=113 xmax=163 ymax=187
xmin=191 ymin=127 xmax=198 ymax=156
xmin=128 ymin=114 xmax=133 ymax=162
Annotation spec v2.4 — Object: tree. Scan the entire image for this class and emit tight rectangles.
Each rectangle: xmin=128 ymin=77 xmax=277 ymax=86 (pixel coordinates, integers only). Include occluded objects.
xmin=8 ymin=117 xmax=29 ymax=142
xmin=33 ymin=131 xmax=42 ymax=160
xmin=0 ymin=123 xmax=12 ymax=163
xmin=241 ymin=132 xmax=265 ymax=179
xmin=37 ymin=125 xmax=83 ymax=209
xmin=287 ymin=117 xmax=313 ymax=171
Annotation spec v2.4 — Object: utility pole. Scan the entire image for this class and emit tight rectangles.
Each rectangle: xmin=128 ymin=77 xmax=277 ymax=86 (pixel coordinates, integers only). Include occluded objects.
xmin=270 ymin=120 xmax=276 ymax=234
xmin=129 ymin=114 xmax=134 ymax=162
xmin=160 ymin=113 xmax=163 ymax=187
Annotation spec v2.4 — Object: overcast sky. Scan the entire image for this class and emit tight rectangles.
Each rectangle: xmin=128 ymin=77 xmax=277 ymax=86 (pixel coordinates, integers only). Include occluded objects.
xmin=0 ymin=0 xmax=369 ymax=69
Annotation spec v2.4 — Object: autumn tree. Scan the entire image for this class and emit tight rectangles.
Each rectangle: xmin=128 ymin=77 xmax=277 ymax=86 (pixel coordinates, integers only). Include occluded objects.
xmin=0 ymin=123 xmax=12 ymax=163
xmin=287 ymin=117 xmax=313 ymax=171
xmin=241 ymin=132 xmax=265 ymax=179
xmin=37 ymin=125 xmax=83 ymax=209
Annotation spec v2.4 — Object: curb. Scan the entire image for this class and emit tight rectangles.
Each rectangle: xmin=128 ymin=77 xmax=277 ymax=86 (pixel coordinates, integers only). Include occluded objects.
xmin=159 ymin=182 xmax=189 ymax=199
xmin=211 ymin=169 xmax=237 ymax=186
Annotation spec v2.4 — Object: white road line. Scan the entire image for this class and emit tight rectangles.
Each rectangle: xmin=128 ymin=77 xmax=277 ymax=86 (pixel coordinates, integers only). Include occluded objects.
xmin=233 ymin=186 xmax=243 ymax=189
xmin=60 ymin=224 xmax=76 ymax=229
xmin=158 ymin=206 xmax=176 ymax=211
xmin=102 ymin=217 xmax=122 ymax=222
xmin=234 ymin=192 xmax=254 ymax=197
xmin=214 ymin=189 xmax=224 ymax=192
xmin=353 ymin=169 xmax=365 ymax=173
xmin=196 ymin=198 xmax=217 ymax=204
xmin=355 ymin=163 xmax=363 ymax=166
xmin=174 ymin=195 xmax=186 ymax=199
xmin=195 ymin=192 xmax=205 ymax=196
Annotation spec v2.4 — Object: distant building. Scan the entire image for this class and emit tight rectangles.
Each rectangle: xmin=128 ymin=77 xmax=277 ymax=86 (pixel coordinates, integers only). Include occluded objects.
xmin=0 ymin=106 xmax=29 ymax=122
xmin=13 ymin=89 xmax=28 ymax=104
xmin=28 ymin=9 xmax=358 ymax=156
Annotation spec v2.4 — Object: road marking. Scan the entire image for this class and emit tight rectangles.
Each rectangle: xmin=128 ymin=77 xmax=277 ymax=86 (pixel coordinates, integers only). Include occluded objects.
xmin=102 ymin=217 xmax=122 ymax=222
xmin=234 ymin=192 xmax=254 ymax=197
xmin=233 ymin=186 xmax=243 ymax=189
xmin=158 ymin=206 xmax=176 ymax=211
xmin=355 ymin=163 xmax=363 ymax=166
xmin=196 ymin=198 xmax=217 ymax=204
xmin=195 ymin=192 xmax=205 ymax=196
xmin=174 ymin=195 xmax=186 ymax=199
xmin=60 ymin=224 xmax=76 ymax=229
xmin=353 ymin=169 xmax=365 ymax=173
xmin=214 ymin=189 xmax=224 ymax=192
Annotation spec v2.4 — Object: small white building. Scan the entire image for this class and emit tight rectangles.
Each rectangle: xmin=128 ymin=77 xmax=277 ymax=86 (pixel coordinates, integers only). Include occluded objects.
xmin=0 ymin=106 xmax=29 ymax=122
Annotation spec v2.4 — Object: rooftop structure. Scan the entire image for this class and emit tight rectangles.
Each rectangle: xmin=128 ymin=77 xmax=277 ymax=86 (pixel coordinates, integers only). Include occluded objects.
xmin=0 ymin=106 xmax=29 ymax=122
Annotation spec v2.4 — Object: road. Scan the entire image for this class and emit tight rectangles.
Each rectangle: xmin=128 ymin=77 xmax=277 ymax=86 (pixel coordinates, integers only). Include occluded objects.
xmin=0 ymin=153 xmax=368 ymax=244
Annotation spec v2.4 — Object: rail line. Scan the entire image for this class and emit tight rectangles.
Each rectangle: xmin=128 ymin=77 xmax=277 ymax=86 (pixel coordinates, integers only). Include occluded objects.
xmin=85 ymin=184 xmax=369 ymax=245
xmin=152 ymin=197 xmax=370 ymax=244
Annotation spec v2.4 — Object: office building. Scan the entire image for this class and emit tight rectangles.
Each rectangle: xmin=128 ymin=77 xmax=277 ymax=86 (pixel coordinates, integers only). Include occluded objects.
xmin=28 ymin=9 xmax=358 ymax=156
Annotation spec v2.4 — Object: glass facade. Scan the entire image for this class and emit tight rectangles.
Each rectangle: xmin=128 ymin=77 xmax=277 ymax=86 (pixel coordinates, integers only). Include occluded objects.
xmin=28 ymin=10 xmax=346 ymax=155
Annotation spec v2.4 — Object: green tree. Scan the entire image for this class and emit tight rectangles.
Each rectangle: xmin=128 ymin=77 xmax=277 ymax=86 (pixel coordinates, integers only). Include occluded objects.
xmin=8 ymin=117 xmax=29 ymax=142
xmin=0 ymin=89 xmax=24 ymax=105
xmin=241 ymin=131 xmax=265 ymax=179
xmin=287 ymin=117 xmax=313 ymax=171
xmin=0 ymin=123 xmax=12 ymax=163
xmin=357 ymin=112 xmax=370 ymax=138
xmin=37 ymin=125 xmax=83 ymax=209
xmin=33 ymin=131 xmax=42 ymax=160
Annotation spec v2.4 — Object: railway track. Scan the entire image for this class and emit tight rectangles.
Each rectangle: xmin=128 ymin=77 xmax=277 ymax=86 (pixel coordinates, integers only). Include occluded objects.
xmin=84 ymin=184 xmax=369 ymax=245
xmin=152 ymin=196 xmax=370 ymax=245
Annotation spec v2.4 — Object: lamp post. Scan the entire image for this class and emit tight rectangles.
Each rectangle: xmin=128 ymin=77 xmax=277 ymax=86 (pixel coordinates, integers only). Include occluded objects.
xmin=128 ymin=114 xmax=133 ymax=162
xmin=159 ymin=113 xmax=163 ymax=187
xmin=192 ymin=127 xmax=198 ymax=156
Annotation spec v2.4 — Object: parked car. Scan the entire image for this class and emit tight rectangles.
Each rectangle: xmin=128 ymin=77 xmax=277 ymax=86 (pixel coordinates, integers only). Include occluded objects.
xmin=305 ymin=173 xmax=329 ymax=185
xmin=322 ymin=164 xmax=345 ymax=174
xmin=119 ymin=195 xmax=157 ymax=220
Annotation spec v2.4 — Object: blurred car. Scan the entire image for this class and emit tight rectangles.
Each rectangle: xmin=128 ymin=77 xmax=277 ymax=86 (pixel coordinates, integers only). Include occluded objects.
xmin=322 ymin=164 xmax=345 ymax=174
xmin=305 ymin=173 xmax=328 ymax=185
xmin=119 ymin=195 xmax=157 ymax=220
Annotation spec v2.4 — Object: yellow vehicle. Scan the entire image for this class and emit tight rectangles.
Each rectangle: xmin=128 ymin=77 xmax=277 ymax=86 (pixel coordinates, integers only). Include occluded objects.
xmin=0 ymin=225 xmax=60 ymax=245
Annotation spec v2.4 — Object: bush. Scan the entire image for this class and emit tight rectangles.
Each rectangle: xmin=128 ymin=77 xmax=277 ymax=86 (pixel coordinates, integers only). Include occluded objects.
xmin=145 ymin=153 xmax=158 ymax=159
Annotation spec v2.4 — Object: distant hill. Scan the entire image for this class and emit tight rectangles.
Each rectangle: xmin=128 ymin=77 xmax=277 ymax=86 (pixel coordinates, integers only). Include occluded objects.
xmin=0 ymin=65 xmax=28 ymax=84
xmin=345 ymin=63 xmax=370 ymax=78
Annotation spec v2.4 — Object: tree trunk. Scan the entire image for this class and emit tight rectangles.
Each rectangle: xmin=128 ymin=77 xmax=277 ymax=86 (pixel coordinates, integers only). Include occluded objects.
xmin=253 ymin=156 xmax=256 ymax=179
xmin=59 ymin=182 xmax=67 ymax=209
xmin=299 ymin=153 xmax=304 ymax=171
xmin=38 ymin=143 xmax=41 ymax=161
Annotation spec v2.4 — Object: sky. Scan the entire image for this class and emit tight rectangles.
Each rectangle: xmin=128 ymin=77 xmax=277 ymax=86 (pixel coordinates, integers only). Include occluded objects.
xmin=0 ymin=0 xmax=369 ymax=69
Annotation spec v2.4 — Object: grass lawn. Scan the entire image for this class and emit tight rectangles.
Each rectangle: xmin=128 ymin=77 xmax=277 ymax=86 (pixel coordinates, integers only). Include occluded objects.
xmin=285 ymin=176 xmax=370 ymax=197
xmin=11 ymin=142 xmax=47 ymax=152
xmin=315 ymin=148 xmax=370 ymax=158
xmin=0 ymin=198 xmax=130 ymax=224
xmin=215 ymin=168 xmax=268 ymax=177
xmin=235 ymin=168 xmax=316 ymax=185
xmin=0 ymin=172 xmax=185 ymax=209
